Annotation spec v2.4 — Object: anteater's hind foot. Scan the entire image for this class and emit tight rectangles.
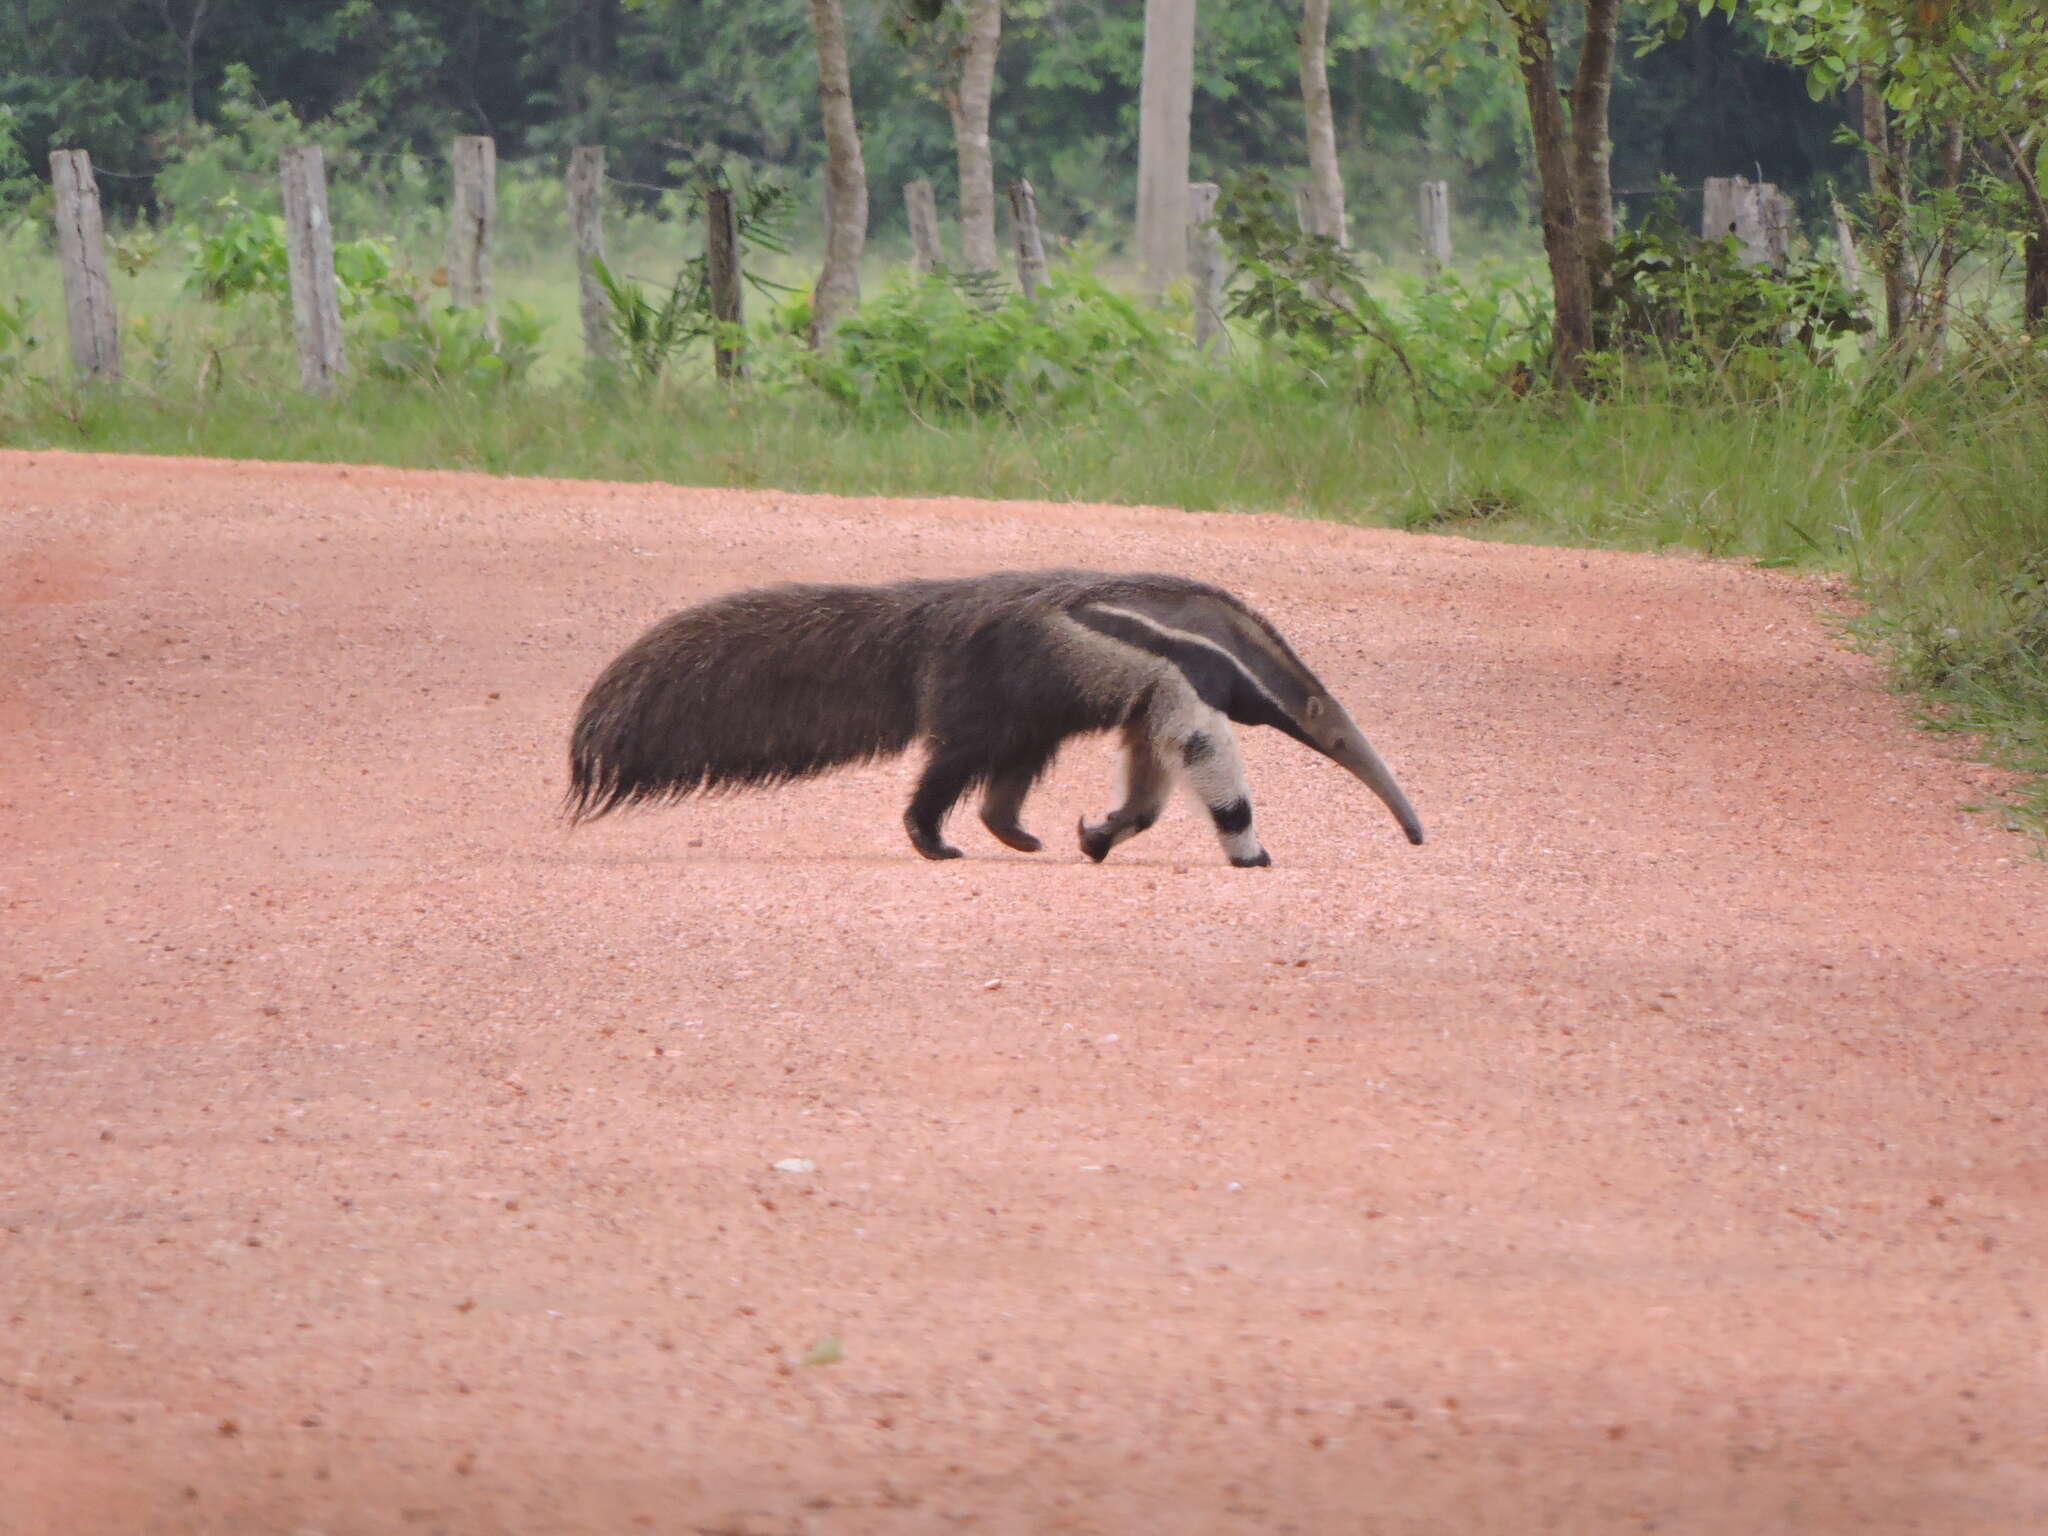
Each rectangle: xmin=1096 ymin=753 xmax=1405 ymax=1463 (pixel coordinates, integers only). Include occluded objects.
xmin=982 ymin=814 xmax=1043 ymax=853
xmin=978 ymin=757 xmax=1051 ymax=853
xmin=905 ymin=813 xmax=965 ymax=860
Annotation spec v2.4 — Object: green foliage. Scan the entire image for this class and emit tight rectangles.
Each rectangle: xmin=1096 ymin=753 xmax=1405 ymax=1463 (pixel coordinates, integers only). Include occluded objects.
xmin=183 ymin=195 xmax=396 ymax=314
xmin=1388 ymin=263 xmax=1553 ymax=398
xmin=0 ymin=106 xmax=37 ymax=224
xmin=183 ymin=198 xmax=289 ymax=302
xmin=1594 ymin=214 xmax=1871 ymax=364
xmin=592 ymin=260 xmax=704 ymax=385
xmin=0 ymin=294 xmax=40 ymax=380
xmin=589 ymin=174 xmax=794 ymax=384
xmin=107 ymin=228 xmax=165 ymax=277
xmin=358 ymin=293 xmax=547 ymax=387
xmin=1211 ymin=172 xmax=1425 ymax=403
xmin=809 ymin=267 xmax=1172 ymax=415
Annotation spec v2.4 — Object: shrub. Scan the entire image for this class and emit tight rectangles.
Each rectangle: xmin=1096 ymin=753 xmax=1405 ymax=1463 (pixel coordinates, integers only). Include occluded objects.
xmin=1593 ymin=203 xmax=1870 ymax=365
xmin=184 ymin=196 xmax=395 ymax=313
xmin=358 ymin=294 xmax=547 ymax=388
xmin=810 ymin=267 xmax=1173 ymax=415
xmin=0 ymin=293 xmax=39 ymax=380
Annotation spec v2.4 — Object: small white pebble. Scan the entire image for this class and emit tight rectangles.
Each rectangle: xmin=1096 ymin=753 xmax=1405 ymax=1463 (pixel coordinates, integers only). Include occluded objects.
xmin=771 ymin=1158 xmax=815 ymax=1174
xmin=1226 ymin=1182 xmax=1245 ymax=1193
xmin=982 ymin=978 xmax=1003 ymax=991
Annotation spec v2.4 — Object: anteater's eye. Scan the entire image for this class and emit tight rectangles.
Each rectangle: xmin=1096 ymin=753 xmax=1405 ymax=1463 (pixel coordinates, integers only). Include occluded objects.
xmin=1305 ymin=696 xmax=1326 ymax=723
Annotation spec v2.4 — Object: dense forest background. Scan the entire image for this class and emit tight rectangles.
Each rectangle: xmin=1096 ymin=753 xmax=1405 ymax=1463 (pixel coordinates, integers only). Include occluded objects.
xmin=1 ymin=0 xmax=1856 ymax=251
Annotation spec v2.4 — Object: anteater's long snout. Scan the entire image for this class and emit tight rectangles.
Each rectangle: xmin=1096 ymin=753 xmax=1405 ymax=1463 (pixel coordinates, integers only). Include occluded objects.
xmin=1328 ymin=728 xmax=1425 ymax=846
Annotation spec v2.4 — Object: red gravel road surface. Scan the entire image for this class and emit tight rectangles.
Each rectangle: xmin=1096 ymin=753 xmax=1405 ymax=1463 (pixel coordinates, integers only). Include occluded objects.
xmin=5 ymin=450 xmax=2047 ymax=1535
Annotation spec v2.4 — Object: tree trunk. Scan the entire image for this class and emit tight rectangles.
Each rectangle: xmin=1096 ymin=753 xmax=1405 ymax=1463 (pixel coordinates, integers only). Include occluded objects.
xmin=158 ymin=0 xmax=211 ymax=122
xmin=1297 ymin=0 xmax=1347 ymax=246
xmin=1993 ymin=127 xmax=2048 ymax=333
xmin=1924 ymin=120 xmax=1966 ymax=354
xmin=942 ymin=0 xmax=1003 ymax=274
xmin=1503 ymin=3 xmax=1590 ymax=387
xmin=808 ymin=0 xmax=868 ymax=346
xmin=1136 ymin=0 xmax=1197 ymax=294
xmin=567 ymin=0 xmax=619 ymax=126
xmin=1568 ymin=0 xmax=1619 ymax=265
xmin=1860 ymin=68 xmax=1912 ymax=342
xmin=2027 ymin=231 xmax=2048 ymax=334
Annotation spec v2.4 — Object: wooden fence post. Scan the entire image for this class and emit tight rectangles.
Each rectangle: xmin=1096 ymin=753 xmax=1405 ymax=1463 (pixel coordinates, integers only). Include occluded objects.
xmin=1187 ymin=181 xmax=1226 ymax=352
xmin=1703 ymin=176 xmax=1789 ymax=269
xmin=705 ymin=183 xmax=746 ymax=382
xmin=279 ymin=146 xmax=347 ymax=394
xmin=567 ymin=146 xmax=614 ymax=363
xmin=447 ymin=134 xmax=497 ymax=334
xmin=905 ymin=179 xmax=943 ymax=276
xmin=1419 ymin=180 xmax=1452 ymax=274
xmin=48 ymin=150 xmax=121 ymax=383
xmin=1007 ymin=179 xmax=1047 ymax=299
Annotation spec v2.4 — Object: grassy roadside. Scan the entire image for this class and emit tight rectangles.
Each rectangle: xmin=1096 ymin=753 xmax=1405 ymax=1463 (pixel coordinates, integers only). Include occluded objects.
xmin=3 ymin=268 xmax=2044 ymax=842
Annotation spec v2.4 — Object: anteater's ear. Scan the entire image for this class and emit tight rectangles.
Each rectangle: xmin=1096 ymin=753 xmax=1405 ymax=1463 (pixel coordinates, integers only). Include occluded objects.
xmin=1305 ymin=696 xmax=1326 ymax=723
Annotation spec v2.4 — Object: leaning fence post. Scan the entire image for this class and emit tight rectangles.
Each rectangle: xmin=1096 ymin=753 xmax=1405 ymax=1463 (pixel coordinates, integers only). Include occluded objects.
xmin=1006 ymin=179 xmax=1047 ymax=298
xmin=1831 ymin=197 xmax=1864 ymax=292
xmin=447 ymin=134 xmax=497 ymax=334
xmin=1418 ymin=180 xmax=1452 ymax=274
xmin=705 ymin=182 xmax=746 ymax=382
xmin=905 ymin=179 xmax=943 ymax=276
xmin=566 ymin=146 xmax=613 ymax=363
xmin=48 ymin=150 xmax=121 ymax=383
xmin=1187 ymin=181 xmax=1226 ymax=352
xmin=279 ymin=146 xmax=346 ymax=394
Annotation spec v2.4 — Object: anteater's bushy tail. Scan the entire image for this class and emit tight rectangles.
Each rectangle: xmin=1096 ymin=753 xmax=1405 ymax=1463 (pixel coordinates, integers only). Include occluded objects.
xmin=565 ymin=582 xmax=928 ymax=824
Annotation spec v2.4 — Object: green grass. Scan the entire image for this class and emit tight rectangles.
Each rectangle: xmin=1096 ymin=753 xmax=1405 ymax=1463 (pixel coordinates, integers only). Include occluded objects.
xmin=4 ymin=226 xmax=2046 ymax=841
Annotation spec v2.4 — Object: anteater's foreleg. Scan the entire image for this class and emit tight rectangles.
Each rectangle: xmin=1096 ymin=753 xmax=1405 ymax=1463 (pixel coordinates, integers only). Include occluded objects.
xmin=1079 ymin=703 xmax=1270 ymax=868
xmin=1180 ymin=719 xmax=1269 ymax=867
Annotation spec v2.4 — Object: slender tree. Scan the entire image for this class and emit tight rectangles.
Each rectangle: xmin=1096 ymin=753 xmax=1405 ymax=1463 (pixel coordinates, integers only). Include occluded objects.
xmin=1403 ymin=0 xmax=1623 ymax=384
xmin=155 ymin=0 xmax=213 ymax=122
xmin=943 ymin=0 xmax=1005 ymax=272
xmin=809 ymin=0 xmax=869 ymax=345
xmin=1569 ymin=0 xmax=1620 ymax=260
xmin=1499 ymin=1 xmax=1593 ymax=384
xmin=1298 ymin=0 xmax=1348 ymax=245
xmin=1858 ymin=66 xmax=1913 ymax=337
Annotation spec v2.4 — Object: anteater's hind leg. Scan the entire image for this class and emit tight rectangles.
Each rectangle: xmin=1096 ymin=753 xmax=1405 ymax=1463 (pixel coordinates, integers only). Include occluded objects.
xmin=980 ymin=749 xmax=1054 ymax=853
xmin=904 ymin=747 xmax=988 ymax=861
xmin=1078 ymin=723 xmax=1174 ymax=863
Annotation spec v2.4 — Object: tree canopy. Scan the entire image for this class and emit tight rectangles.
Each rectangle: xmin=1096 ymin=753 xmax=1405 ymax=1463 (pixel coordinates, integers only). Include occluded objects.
xmin=3 ymin=0 xmax=1861 ymax=247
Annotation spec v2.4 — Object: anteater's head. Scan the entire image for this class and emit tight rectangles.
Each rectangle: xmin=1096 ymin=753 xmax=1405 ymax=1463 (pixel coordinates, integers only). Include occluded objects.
xmin=1073 ymin=577 xmax=1426 ymax=847
xmin=1295 ymin=692 xmax=1426 ymax=846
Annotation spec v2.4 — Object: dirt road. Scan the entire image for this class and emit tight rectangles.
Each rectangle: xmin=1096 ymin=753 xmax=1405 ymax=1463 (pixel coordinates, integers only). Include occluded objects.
xmin=4 ymin=450 xmax=2045 ymax=1534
